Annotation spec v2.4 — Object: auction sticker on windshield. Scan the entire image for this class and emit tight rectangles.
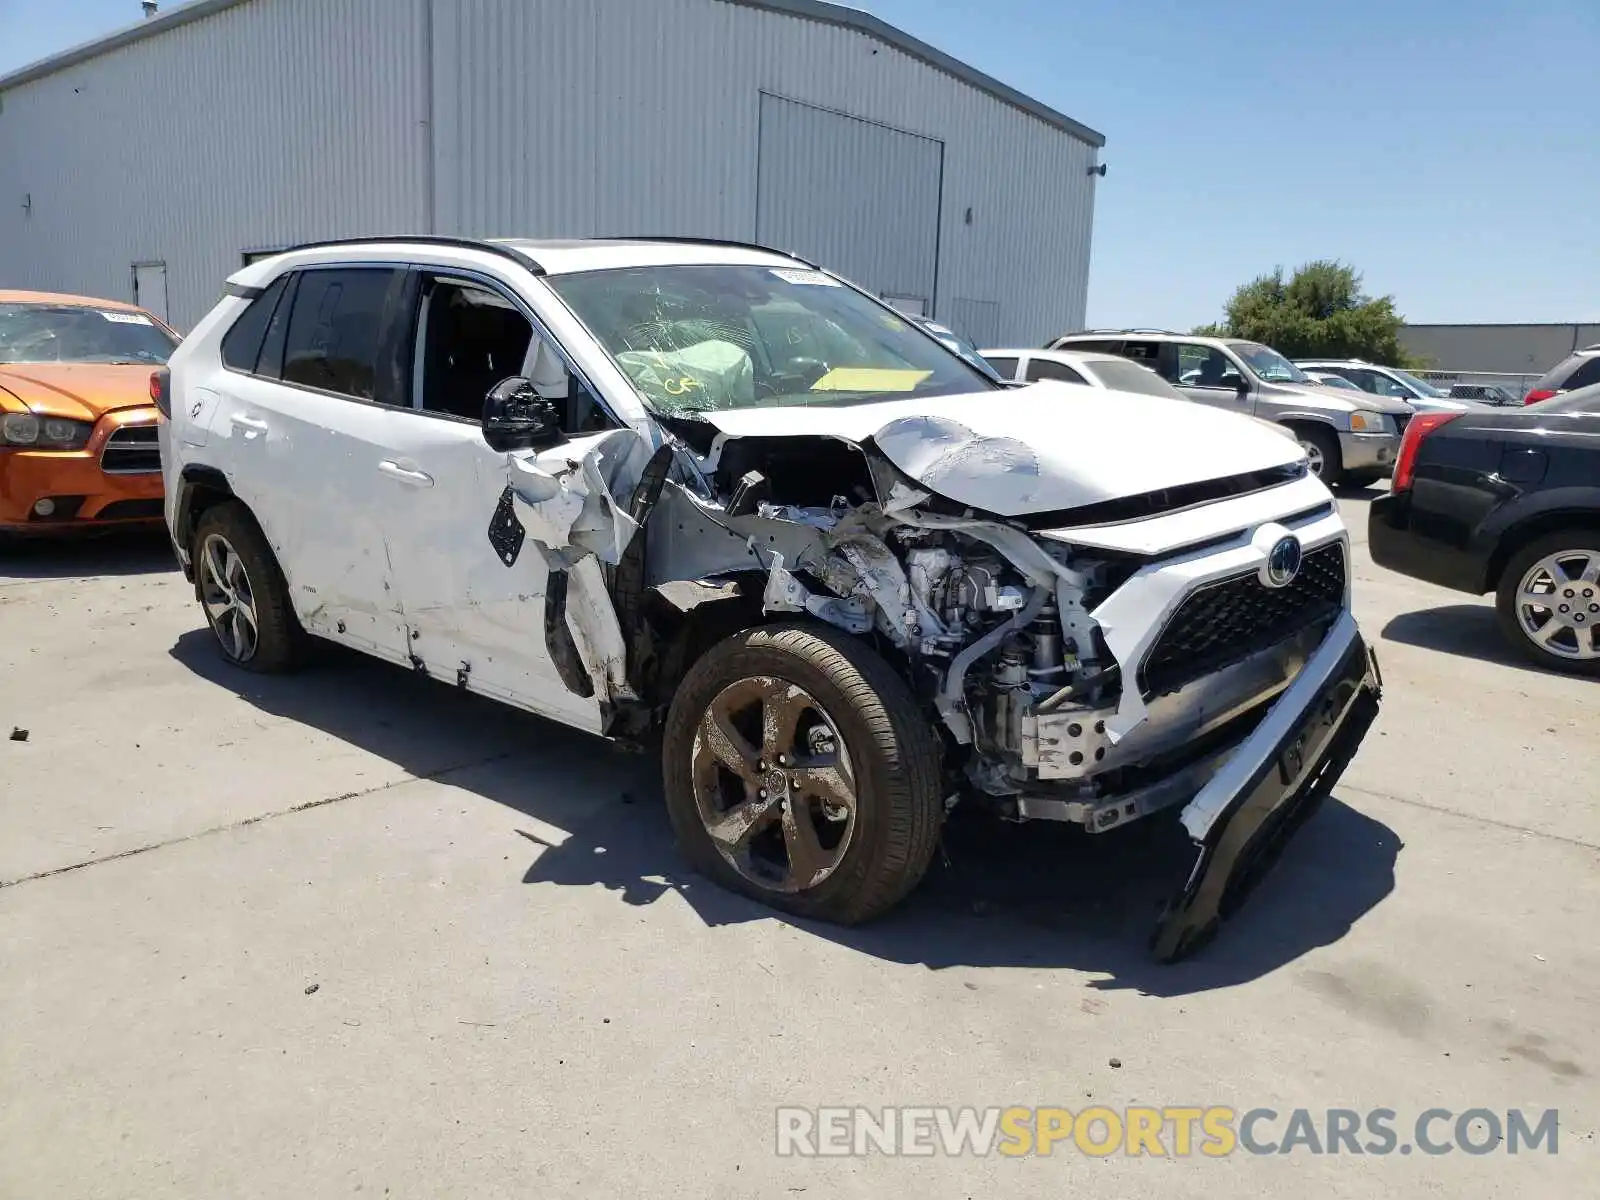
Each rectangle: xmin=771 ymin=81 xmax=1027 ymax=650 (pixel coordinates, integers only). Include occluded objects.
xmin=100 ymin=311 xmax=153 ymax=325
xmin=770 ymin=268 xmax=841 ymax=287
xmin=811 ymin=367 xmax=933 ymax=393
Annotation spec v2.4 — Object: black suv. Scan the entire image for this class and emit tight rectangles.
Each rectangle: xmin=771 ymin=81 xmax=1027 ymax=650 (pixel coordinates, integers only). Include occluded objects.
xmin=1369 ymin=385 xmax=1600 ymax=674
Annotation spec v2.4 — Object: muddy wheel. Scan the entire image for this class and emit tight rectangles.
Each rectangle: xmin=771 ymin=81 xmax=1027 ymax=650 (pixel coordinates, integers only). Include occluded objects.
xmin=662 ymin=622 xmax=943 ymax=924
xmin=192 ymin=501 xmax=309 ymax=673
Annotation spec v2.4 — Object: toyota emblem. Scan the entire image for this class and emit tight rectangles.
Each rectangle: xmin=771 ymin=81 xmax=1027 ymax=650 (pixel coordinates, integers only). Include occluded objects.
xmin=1265 ymin=535 xmax=1303 ymax=589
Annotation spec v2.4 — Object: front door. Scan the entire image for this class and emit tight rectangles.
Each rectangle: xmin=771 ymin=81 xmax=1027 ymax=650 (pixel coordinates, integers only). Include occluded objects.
xmin=1172 ymin=341 xmax=1255 ymax=415
xmin=376 ymin=270 xmax=638 ymax=732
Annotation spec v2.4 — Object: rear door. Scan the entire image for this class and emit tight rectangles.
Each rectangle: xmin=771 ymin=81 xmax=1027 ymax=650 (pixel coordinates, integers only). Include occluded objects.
xmin=215 ymin=265 xmax=415 ymax=661
xmin=374 ymin=268 xmax=634 ymax=732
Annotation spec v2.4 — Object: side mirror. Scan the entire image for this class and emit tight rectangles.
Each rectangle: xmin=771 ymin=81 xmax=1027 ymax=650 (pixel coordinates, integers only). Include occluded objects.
xmin=1234 ymin=376 xmax=1250 ymax=397
xmin=482 ymin=377 xmax=563 ymax=453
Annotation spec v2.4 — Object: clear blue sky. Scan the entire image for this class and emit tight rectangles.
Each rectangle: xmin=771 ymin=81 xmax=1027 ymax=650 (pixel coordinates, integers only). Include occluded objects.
xmin=2 ymin=0 xmax=1596 ymax=329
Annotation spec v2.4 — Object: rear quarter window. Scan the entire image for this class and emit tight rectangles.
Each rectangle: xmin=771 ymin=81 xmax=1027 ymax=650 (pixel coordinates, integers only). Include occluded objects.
xmin=220 ymin=275 xmax=290 ymax=373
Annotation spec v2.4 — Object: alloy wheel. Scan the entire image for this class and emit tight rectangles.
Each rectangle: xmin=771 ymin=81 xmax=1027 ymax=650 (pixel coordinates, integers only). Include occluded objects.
xmin=1299 ymin=438 xmax=1326 ymax=477
xmin=1514 ymin=549 xmax=1600 ymax=661
xmin=199 ymin=532 xmax=260 ymax=663
xmin=690 ymin=675 xmax=858 ymax=893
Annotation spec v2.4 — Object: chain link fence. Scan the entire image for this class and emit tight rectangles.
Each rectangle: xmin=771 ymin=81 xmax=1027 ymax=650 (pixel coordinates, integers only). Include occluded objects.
xmin=1412 ymin=369 xmax=1538 ymax=405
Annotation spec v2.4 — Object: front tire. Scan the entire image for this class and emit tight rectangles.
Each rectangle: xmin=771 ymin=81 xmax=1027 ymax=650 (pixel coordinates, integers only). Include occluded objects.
xmin=1292 ymin=424 xmax=1343 ymax=487
xmin=1495 ymin=531 xmax=1600 ymax=676
xmin=662 ymin=622 xmax=944 ymax=924
xmin=192 ymin=501 xmax=308 ymax=673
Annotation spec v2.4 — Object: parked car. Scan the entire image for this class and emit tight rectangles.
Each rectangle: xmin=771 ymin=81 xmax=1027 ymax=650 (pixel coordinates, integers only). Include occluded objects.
xmin=1369 ymin=384 xmax=1600 ymax=675
xmin=981 ymin=346 xmax=1304 ymax=444
xmin=1048 ymin=331 xmax=1407 ymax=487
xmin=1446 ymin=383 xmax=1520 ymax=407
xmin=1293 ymin=358 xmax=1473 ymax=415
xmin=1522 ymin=344 xmax=1600 ymax=406
xmin=161 ymin=236 xmax=1382 ymax=961
xmin=0 ymin=289 xmax=176 ymax=533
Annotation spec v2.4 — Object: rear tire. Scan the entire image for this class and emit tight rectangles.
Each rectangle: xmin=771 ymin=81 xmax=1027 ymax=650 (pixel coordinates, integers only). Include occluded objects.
xmin=662 ymin=622 xmax=943 ymax=924
xmin=192 ymin=501 xmax=309 ymax=673
xmin=1495 ymin=531 xmax=1600 ymax=677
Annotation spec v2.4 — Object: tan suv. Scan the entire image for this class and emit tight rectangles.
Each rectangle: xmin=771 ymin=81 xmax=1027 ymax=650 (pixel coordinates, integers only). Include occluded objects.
xmin=1048 ymin=330 xmax=1410 ymax=486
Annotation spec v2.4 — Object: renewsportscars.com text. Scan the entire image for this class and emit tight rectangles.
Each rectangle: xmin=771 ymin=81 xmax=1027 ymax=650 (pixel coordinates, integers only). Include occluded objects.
xmin=775 ymin=1106 xmax=1560 ymax=1158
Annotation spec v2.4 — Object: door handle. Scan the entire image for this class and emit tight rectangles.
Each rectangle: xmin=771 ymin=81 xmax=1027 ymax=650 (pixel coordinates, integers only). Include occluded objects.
xmin=378 ymin=460 xmax=435 ymax=488
xmin=229 ymin=414 xmax=269 ymax=434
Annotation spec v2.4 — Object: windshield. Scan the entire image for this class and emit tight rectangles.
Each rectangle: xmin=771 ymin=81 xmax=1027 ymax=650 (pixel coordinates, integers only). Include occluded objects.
xmin=546 ymin=264 xmax=999 ymax=415
xmin=1230 ymin=342 xmax=1311 ymax=384
xmin=1384 ymin=366 xmax=1446 ymax=398
xmin=1310 ymin=374 xmax=1360 ymax=391
xmin=1089 ymin=358 xmax=1185 ymax=399
xmin=0 ymin=303 xmax=177 ymax=365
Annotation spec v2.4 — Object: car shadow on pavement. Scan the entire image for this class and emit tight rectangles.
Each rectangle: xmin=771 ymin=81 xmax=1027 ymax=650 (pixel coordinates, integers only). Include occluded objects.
xmin=170 ymin=630 xmax=1401 ymax=997
xmin=1381 ymin=604 xmax=1553 ymax=676
xmin=0 ymin=528 xmax=177 ymax=581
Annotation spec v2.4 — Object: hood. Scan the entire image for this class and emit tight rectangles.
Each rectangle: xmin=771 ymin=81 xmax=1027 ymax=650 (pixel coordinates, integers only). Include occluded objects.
xmin=1277 ymin=380 xmax=1414 ymax=416
xmin=701 ymin=383 xmax=1307 ymax=517
xmin=0 ymin=363 xmax=158 ymax=421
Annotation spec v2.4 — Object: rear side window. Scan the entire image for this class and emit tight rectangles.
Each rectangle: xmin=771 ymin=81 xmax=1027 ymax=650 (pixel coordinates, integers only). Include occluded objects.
xmin=1056 ymin=338 xmax=1117 ymax=353
xmin=220 ymin=275 xmax=290 ymax=373
xmin=1025 ymin=358 xmax=1087 ymax=385
xmin=281 ymin=268 xmax=399 ymax=400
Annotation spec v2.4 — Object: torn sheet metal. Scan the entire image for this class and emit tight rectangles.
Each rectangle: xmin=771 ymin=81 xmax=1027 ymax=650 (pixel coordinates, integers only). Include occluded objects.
xmin=761 ymin=552 xmax=873 ymax=633
xmin=506 ymin=429 xmax=641 ymax=570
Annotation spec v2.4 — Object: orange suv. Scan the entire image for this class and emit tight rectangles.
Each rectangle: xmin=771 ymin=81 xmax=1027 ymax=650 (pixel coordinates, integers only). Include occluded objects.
xmin=0 ymin=289 xmax=179 ymax=533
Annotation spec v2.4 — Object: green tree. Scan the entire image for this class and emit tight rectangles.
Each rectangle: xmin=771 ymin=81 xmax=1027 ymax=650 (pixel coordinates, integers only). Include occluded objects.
xmin=1191 ymin=261 xmax=1423 ymax=367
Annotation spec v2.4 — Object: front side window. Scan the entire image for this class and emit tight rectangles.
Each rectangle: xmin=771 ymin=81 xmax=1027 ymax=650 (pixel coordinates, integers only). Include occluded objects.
xmin=412 ymin=277 xmax=533 ymax=420
xmin=1175 ymin=343 xmax=1243 ymax=388
xmin=0 ymin=302 xmax=177 ymax=365
xmin=1230 ymin=342 xmax=1311 ymax=384
xmin=545 ymin=264 xmax=999 ymax=416
xmin=281 ymin=268 xmax=399 ymax=400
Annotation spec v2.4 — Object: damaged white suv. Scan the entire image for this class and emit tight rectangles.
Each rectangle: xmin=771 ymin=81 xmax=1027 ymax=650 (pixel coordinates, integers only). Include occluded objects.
xmin=157 ymin=237 xmax=1381 ymax=960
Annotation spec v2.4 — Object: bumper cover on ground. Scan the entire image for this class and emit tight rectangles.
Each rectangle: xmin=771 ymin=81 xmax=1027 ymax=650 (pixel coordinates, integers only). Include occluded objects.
xmin=1151 ymin=609 xmax=1381 ymax=962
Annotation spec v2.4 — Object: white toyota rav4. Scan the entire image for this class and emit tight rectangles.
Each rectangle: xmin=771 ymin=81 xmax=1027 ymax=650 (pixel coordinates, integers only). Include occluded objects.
xmin=157 ymin=236 xmax=1381 ymax=960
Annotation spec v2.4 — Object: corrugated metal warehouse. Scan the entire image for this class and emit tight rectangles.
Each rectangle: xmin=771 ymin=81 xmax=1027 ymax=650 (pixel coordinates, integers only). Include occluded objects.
xmin=0 ymin=0 xmax=1104 ymax=344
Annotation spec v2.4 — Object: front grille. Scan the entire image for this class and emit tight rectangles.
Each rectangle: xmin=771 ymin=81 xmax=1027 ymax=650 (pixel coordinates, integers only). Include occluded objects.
xmin=1139 ymin=542 xmax=1346 ymax=699
xmin=101 ymin=424 xmax=161 ymax=474
xmin=1392 ymin=413 xmax=1410 ymax=439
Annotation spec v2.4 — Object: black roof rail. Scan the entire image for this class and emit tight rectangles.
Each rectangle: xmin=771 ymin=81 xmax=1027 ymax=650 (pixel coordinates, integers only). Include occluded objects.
xmin=276 ymin=235 xmax=547 ymax=275
xmin=605 ymin=234 xmax=818 ymax=269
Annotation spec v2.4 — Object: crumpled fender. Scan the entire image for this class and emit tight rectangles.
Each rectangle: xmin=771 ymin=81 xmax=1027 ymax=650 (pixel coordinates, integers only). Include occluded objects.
xmin=507 ymin=429 xmax=641 ymax=570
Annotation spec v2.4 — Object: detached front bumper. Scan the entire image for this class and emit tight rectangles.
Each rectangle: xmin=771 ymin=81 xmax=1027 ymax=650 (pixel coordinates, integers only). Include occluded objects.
xmin=1151 ymin=609 xmax=1381 ymax=962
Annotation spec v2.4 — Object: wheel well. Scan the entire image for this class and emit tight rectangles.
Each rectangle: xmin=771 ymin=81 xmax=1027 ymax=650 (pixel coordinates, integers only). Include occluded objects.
xmin=175 ymin=467 xmax=235 ymax=566
xmin=1280 ymin=419 xmax=1338 ymax=443
xmin=1487 ymin=511 xmax=1600 ymax=591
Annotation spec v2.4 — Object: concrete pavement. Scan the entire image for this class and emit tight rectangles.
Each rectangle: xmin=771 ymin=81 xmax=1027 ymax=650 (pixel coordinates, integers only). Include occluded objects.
xmin=2 ymin=492 xmax=1595 ymax=1198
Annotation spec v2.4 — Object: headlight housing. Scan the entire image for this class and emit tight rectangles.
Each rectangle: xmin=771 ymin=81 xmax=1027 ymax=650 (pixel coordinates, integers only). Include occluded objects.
xmin=0 ymin=412 xmax=95 ymax=450
xmin=1347 ymin=412 xmax=1393 ymax=434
